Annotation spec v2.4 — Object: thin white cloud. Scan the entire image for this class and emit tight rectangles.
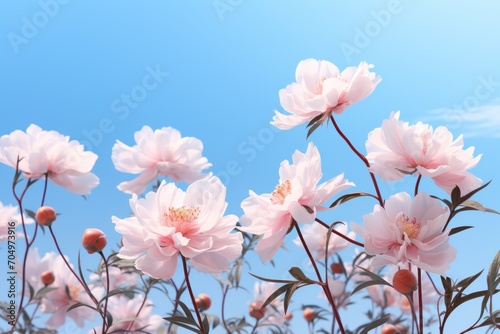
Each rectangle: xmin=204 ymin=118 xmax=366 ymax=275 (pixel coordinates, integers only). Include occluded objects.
xmin=423 ymin=99 xmax=500 ymax=138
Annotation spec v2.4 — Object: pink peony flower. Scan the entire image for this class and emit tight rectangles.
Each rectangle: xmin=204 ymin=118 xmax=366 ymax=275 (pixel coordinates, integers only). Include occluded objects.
xmin=112 ymin=126 xmax=212 ymax=194
xmin=238 ymin=142 xmax=354 ymax=262
xmin=0 ymin=124 xmax=99 ymax=195
xmin=89 ymin=266 xmax=139 ymax=291
xmin=113 ymin=176 xmax=243 ymax=279
xmin=272 ymin=58 xmax=381 ymax=130
xmin=366 ymin=111 xmax=482 ymax=194
xmin=0 ymin=201 xmax=34 ymax=242
xmin=250 ymin=281 xmax=288 ymax=330
xmin=293 ymin=222 xmax=355 ymax=260
xmin=351 ymin=192 xmax=456 ymax=275
xmin=89 ymin=294 xmax=165 ymax=333
xmin=21 ymin=248 xmax=99 ymax=329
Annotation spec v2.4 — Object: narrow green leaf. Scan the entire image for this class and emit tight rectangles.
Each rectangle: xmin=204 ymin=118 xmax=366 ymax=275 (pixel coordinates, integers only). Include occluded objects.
xmin=283 ymin=282 xmax=300 ymax=314
xmin=306 ymin=122 xmax=322 ymax=139
xmin=249 ymin=272 xmax=296 ymax=284
xmin=261 ymin=283 xmax=292 ymax=309
xmin=288 ymin=267 xmax=313 ymax=283
xmin=449 ymin=226 xmax=474 ymax=236
xmin=163 ymin=316 xmax=203 ymax=334
xmin=357 ymin=314 xmax=391 ymax=334
xmin=456 ymin=270 xmax=483 ymax=291
xmin=306 ymin=114 xmax=323 ymax=128
xmin=460 ymin=200 xmax=500 ymax=214
xmin=330 ymin=191 xmax=375 ymax=208
xmin=178 ymin=301 xmax=195 ymax=321
xmin=459 ymin=180 xmax=492 ymax=204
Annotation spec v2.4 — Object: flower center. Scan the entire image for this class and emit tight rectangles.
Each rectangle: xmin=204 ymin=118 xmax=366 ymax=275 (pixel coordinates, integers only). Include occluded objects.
xmin=270 ymin=180 xmax=292 ymax=205
xmin=68 ymin=284 xmax=82 ymax=301
xmin=162 ymin=206 xmax=200 ymax=235
xmin=400 ymin=215 xmax=421 ymax=239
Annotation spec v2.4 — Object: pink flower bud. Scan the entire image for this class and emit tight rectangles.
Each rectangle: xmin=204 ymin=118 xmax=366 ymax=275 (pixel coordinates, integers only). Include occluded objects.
xmin=40 ymin=271 xmax=55 ymax=285
xmin=195 ymin=293 xmax=211 ymax=311
xmin=35 ymin=206 xmax=57 ymax=226
xmin=82 ymin=228 xmax=107 ymax=254
xmin=392 ymin=269 xmax=417 ymax=295
xmin=249 ymin=302 xmax=266 ymax=320
xmin=303 ymin=308 xmax=314 ymax=322
xmin=381 ymin=324 xmax=396 ymax=334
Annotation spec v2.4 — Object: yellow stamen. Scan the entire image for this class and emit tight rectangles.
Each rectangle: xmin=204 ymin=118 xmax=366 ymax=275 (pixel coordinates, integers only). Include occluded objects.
xmin=401 ymin=215 xmax=420 ymax=239
xmin=270 ymin=180 xmax=292 ymax=205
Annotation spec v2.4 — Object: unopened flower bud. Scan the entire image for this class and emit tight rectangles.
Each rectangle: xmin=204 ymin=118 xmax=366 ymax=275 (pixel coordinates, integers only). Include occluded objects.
xmin=249 ymin=302 xmax=265 ymax=320
xmin=392 ymin=269 xmax=417 ymax=295
xmin=195 ymin=293 xmax=211 ymax=311
xmin=82 ymin=228 xmax=107 ymax=254
xmin=330 ymin=262 xmax=343 ymax=274
xmin=303 ymin=307 xmax=314 ymax=322
xmin=35 ymin=206 xmax=57 ymax=226
xmin=381 ymin=324 xmax=396 ymax=334
xmin=40 ymin=271 xmax=55 ymax=285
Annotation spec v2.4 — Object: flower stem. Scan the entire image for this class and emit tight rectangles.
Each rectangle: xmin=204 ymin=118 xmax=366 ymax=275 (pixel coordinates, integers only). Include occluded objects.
xmin=414 ymin=174 xmax=422 ymax=197
xmin=418 ymin=268 xmax=424 ymax=334
xmin=11 ymin=167 xmax=46 ymax=329
xmin=167 ymin=278 xmax=184 ymax=333
xmin=293 ymin=221 xmax=346 ymax=334
xmin=48 ymin=226 xmax=100 ymax=307
xmin=330 ymin=115 xmax=384 ymax=207
xmin=99 ymin=252 xmax=110 ymax=334
xmin=181 ymin=255 xmax=205 ymax=334
xmin=315 ymin=218 xmax=364 ymax=247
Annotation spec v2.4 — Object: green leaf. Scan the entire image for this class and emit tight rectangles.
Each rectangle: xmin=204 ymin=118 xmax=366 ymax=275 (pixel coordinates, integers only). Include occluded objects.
xmin=456 ymin=270 xmax=483 ymax=291
xmin=249 ymin=272 xmax=297 ymax=284
xmin=306 ymin=121 xmax=322 ymax=139
xmin=306 ymin=114 xmax=323 ymax=128
xmin=459 ymin=180 xmax=492 ymax=204
xmin=288 ymin=267 xmax=313 ymax=283
xmin=351 ymin=266 xmax=391 ymax=295
xmin=449 ymin=226 xmax=474 ymax=236
xmin=283 ymin=283 xmax=300 ymax=314
xmin=440 ymin=276 xmax=453 ymax=309
xmin=178 ymin=300 xmax=195 ymax=321
xmin=459 ymin=200 xmax=500 ymax=214
xmin=329 ymin=191 xmax=376 ymax=208
xmin=450 ymin=185 xmax=462 ymax=207
xmin=357 ymin=314 xmax=391 ymax=334
xmin=164 ymin=316 xmax=203 ymax=334
xmin=202 ymin=315 xmax=210 ymax=334
xmin=261 ymin=283 xmax=292 ymax=309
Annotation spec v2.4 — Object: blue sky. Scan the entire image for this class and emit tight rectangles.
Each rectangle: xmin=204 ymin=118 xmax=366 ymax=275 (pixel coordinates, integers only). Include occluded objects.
xmin=1 ymin=1 xmax=500 ymax=333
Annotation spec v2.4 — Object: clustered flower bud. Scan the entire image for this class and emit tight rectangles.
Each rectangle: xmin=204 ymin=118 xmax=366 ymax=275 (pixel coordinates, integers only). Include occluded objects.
xmin=195 ymin=293 xmax=211 ymax=311
xmin=392 ymin=269 xmax=417 ymax=295
xmin=82 ymin=228 xmax=107 ymax=254
xmin=35 ymin=206 xmax=57 ymax=226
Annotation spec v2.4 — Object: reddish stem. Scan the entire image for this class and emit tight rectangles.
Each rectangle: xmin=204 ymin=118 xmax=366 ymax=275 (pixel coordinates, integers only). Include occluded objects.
xmin=330 ymin=115 xmax=384 ymax=207
xmin=315 ymin=218 xmax=364 ymax=247
xmin=294 ymin=221 xmax=346 ymax=334
xmin=181 ymin=255 xmax=205 ymax=334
